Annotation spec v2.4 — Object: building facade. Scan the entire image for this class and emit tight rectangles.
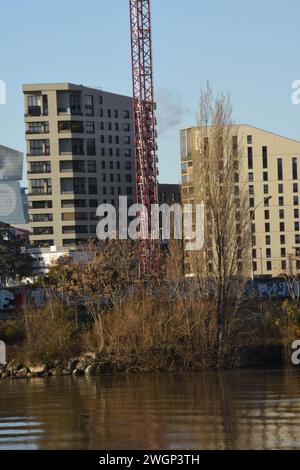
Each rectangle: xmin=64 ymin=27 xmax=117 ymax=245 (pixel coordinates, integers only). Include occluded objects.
xmin=24 ymin=83 xmax=136 ymax=248
xmin=180 ymin=124 xmax=300 ymax=278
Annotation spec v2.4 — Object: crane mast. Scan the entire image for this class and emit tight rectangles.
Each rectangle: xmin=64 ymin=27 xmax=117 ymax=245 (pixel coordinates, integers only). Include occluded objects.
xmin=129 ymin=0 xmax=159 ymax=276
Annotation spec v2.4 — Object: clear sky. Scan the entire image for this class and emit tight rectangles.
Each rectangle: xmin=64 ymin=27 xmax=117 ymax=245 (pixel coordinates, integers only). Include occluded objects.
xmin=0 ymin=0 xmax=300 ymax=186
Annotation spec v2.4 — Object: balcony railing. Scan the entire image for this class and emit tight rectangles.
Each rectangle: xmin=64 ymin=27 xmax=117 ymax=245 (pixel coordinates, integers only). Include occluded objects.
xmin=29 ymin=191 xmax=52 ymax=196
xmin=57 ymin=107 xmax=83 ymax=116
xmin=26 ymin=129 xmax=49 ymax=135
xmin=27 ymin=151 xmax=50 ymax=157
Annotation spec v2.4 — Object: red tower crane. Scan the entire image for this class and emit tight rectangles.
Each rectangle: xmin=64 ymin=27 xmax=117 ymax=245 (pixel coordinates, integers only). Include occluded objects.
xmin=129 ymin=0 xmax=159 ymax=276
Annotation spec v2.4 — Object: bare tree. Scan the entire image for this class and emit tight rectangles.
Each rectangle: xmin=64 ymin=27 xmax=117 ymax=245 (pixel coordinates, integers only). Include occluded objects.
xmin=196 ymin=82 xmax=252 ymax=363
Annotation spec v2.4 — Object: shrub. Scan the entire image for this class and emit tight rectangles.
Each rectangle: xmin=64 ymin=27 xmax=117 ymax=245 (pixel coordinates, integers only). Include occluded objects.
xmin=20 ymin=301 xmax=81 ymax=365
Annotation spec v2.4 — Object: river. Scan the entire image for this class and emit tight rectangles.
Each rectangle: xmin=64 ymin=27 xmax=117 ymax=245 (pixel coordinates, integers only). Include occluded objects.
xmin=0 ymin=369 xmax=299 ymax=450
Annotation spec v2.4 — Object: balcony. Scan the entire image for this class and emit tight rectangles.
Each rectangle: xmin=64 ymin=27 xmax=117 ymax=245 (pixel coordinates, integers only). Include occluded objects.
xmin=26 ymin=122 xmax=49 ymax=135
xmin=59 ymin=138 xmax=85 ymax=156
xmin=58 ymin=121 xmax=84 ymax=134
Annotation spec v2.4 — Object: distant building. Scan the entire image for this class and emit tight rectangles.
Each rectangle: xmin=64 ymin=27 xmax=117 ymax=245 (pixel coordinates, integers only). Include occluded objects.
xmin=181 ymin=124 xmax=300 ymax=278
xmin=0 ymin=145 xmax=27 ymax=232
xmin=158 ymin=183 xmax=181 ymax=205
xmin=23 ymin=83 xmax=137 ymax=249
xmin=0 ymin=145 xmax=23 ymax=181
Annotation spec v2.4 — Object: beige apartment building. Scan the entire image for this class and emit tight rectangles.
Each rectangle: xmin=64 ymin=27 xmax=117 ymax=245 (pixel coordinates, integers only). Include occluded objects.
xmin=181 ymin=124 xmax=300 ymax=278
xmin=24 ymin=83 xmax=136 ymax=248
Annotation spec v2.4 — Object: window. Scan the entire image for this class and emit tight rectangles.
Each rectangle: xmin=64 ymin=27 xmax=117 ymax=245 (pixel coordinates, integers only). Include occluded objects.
xmin=115 ymin=136 xmax=119 ymax=144
xmin=30 ymin=161 xmax=51 ymax=173
xmin=116 ymin=162 xmax=120 ymax=170
xmin=279 ymin=209 xmax=285 ymax=219
xmin=247 ymin=147 xmax=253 ymax=170
xmin=126 ymin=174 xmax=132 ymax=183
xmin=267 ymin=261 xmax=272 ymax=271
xmin=32 ymin=200 xmax=52 ymax=209
xmin=101 ymin=161 xmax=106 ymax=169
xmin=293 ymin=183 xmax=298 ymax=193
xmin=266 ymin=248 xmax=271 ymax=259
xmin=125 ymin=162 xmax=132 ymax=170
xmin=85 ymin=121 xmax=95 ymax=134
xmin=89 ymin=200 xmax=98 ymax=208
xmin=29 ymin=139 xmax=50 ymax=156
xmin=253 ymin=249 xmax=257 ymax=259
xmin=281 ymin=248 xmax=286 ymax=257
xmin=264 ymin=184 xmax=269 ymax=195
xmin=266 ymin=235 xmax=271 ymax=245
xmin=107 ymin=109 xmax=111 ymax=118
xmin=124 ymin=136 xmax=131 ymax=145
xmin=110 ymin=174 xmax=114 ymax=182
xmin=249 ymin=198 xmax=255 ymax=208
xmin=124 ymin=110 xmax=130 ymax=119
xmin=262 ymin=146 xmax=268 ymax=169
xmin=125 ymin=149 xmax=131 ymax=157
xmin=280 ymin=222 xmax=285 ymax=232
xmin=114 ymin=110 xmax=119 ymax=118
xmin=85 ymin=95 xmax=94 ymax=116
xmin=247 ymin=135 xmax=252 ymax=145
xmin=30 ymin=213 xmax=53 ymax=223
xmin=278 ymin=184 xmax=284 ymax=194
xmin=280 ymin=235 xmax=286 ymax=245
xmin=88 ymin=177 xmax=97 ymax=195
xmin=123 ymin=123 xmax=130 ymax=132
xmin=295 ymin=222 xmax=300 ymax=231
xmin=294 ymin=196 xmax=299 ymax=206
xmin=265 ymin=223 xmax=270 ymax=233
xmin=108 ymin=122 xmax=112 ymax=131
xmin=295 ymin=209 xmax=299 ymax=218
xmin=87 ymin=161 xmax=96 ymax=173
xmin=281 ymin=261 xmax=287 ymax=271
xmin=33 ymin=227 xmax=53 ymax=235
xmin=126 ymin=187 xmax=133 ymax=195
xmin=265 ymin=210 xmax=270 ymax=220
xmin=279 ymin=197 xmax=284 ymax=206
xmin=28 ymin=121 xmax=49 ymax=134
xmin=277 ymin=158 xmax=283 ymax=180
xmin=296 ymin=234 xmax=300 ymax=244
xmin=86 ymin=139 xmax=96 ymax=156
xmin=293 ymin=157 xmax=298 ymax=180
xmin=263 ymin=172 xmax=268 ymax=182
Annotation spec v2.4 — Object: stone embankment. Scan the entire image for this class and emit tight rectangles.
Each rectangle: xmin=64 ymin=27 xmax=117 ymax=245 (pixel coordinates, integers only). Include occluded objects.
xmin=0 ymin=353 xmax=109 ymax=379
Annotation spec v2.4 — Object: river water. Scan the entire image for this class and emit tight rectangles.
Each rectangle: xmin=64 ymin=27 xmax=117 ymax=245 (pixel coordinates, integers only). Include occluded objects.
xmin=0 ymin=369 xmax=299 ymax=450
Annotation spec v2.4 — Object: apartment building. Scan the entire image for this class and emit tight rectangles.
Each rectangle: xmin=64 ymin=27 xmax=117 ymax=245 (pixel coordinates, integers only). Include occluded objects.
xmin=180 ymin=124 xmax=300 ymax=278
xmin=24 ymin=83 xmax=136 ymax=248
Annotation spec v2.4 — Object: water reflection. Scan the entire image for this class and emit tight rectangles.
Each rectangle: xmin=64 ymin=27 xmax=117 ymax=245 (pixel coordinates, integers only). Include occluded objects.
xmin=0 ymin=369 xmax=299 ymax=450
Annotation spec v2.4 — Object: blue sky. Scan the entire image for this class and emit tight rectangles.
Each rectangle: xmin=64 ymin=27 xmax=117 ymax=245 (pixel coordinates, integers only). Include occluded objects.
xmin=0 ymin=0 xmax=300 ymax=186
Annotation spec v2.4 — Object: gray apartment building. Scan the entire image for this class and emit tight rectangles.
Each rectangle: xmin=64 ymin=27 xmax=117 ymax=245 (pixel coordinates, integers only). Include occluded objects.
xmin=23 ymin=83 xmax=136 ymax=248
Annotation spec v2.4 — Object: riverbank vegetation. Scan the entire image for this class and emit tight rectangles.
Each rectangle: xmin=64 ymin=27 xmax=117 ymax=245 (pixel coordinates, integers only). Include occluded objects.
xmin=0 ymin=241 xmax=299 ymax=376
